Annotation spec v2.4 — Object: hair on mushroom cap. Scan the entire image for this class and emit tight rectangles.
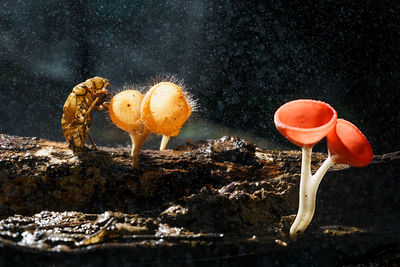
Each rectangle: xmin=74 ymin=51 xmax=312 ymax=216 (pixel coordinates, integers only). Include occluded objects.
xmin=108 ymin=89 xmax=151 ymax=168
xmin=109 ymin=90 xmax=145 ymax=134
xmin=140 ymin=81 xmax=194 ymax=137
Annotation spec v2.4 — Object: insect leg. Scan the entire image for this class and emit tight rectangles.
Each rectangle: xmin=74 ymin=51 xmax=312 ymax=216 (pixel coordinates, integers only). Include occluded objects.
xmin=84 ymin=97 xmax=100 ymax=121
xmin=100 ymin=102 xmax=110 ymax=109
xmin=86 ymin=113 xmax=93 ymax=128
xmin=86 ymin=132 xmax=97 ymax=149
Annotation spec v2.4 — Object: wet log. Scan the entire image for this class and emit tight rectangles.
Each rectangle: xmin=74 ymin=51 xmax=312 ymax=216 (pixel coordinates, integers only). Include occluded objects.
xmin=0 ymin=133 xmax=399 ymax=265
xmin=0 ymin=134 xmax=304 ymax=225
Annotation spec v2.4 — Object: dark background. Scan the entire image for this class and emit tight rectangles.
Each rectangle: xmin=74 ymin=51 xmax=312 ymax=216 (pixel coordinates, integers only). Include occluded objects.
xmin=0 ymin=0 xmax=399 ymax=154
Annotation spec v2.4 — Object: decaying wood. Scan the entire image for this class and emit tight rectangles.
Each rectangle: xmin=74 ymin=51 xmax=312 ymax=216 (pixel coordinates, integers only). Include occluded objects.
xmin=0 ymin=133 xmax=399 ymax=265
xmin=0 ymin=134 xmax=309 ymax=221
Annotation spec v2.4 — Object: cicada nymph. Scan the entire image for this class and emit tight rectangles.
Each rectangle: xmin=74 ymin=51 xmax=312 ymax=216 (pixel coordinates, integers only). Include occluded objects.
xmin=61 ymin=77 xmax=112 ymax=151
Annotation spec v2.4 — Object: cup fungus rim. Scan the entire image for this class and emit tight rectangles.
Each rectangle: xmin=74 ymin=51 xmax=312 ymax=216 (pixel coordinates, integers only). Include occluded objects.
xmin=274 ymin=99 xmax=338 ymax=134
xmin=328 ymin=118 xmax=373 ymax=167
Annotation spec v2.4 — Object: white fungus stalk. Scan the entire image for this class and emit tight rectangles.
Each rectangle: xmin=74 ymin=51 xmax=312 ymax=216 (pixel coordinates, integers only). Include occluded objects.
xmin=129 ymin=130 xmax=150 ymax=168
xmin=160 ymin=135 xmax=170 ymax=151
xmin=290 ymin=146 xmax=334 ymax=240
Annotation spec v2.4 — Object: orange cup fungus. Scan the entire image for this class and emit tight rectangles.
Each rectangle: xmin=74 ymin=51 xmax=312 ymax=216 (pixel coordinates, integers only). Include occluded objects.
xmin=140 ymin=82 xmax=192 ymax=150
xmin=109 ymin=90 xmax=150 ymax=168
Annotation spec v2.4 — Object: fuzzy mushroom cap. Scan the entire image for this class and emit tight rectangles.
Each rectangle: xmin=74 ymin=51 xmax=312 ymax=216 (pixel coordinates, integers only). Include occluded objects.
xmin=109 ymin=90 xmax=144 ymax=133
xmin=140 ymin=82 xmax=192 ymax=136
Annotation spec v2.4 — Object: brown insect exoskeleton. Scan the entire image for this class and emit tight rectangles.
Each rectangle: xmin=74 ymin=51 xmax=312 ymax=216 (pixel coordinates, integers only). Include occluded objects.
xmin=61 ymin=76 xmax=112 ymax=151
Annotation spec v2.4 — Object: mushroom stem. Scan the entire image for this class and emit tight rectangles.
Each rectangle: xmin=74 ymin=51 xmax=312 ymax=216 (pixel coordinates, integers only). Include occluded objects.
xmin=290 ymin=147 xmax=334 ymax=240
xmin=129 ymin=130 xmax=150 ymax=168
xmin=160 ymin=135 xmax=170 ymax=151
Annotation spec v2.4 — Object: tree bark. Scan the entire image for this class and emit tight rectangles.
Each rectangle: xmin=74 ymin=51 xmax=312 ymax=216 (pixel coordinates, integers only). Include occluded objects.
xmin=0 ymin=133 xmax=399 ymax=265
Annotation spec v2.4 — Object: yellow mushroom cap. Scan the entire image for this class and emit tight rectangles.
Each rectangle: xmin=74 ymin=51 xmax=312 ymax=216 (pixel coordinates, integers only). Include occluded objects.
xmin=109 ymin=90 xmax=144 ymax=133
xmin=140 ymin=82 xmax=192 ymax=136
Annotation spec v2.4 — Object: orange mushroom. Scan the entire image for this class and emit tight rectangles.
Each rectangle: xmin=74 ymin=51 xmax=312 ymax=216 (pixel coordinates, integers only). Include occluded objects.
xmin=274 ymin=99 xmax=372 ymax=240
xmin=109 ymin=90 xmax=150 ymax=168
xmin=140 ymin=81 xmax=192 ymax=150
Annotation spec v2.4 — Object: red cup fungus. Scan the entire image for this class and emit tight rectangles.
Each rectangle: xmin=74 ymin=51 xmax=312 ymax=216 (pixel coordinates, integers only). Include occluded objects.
xmin=274 ymin=99 xmax=373 ymax=240
xmin=274 ymin=99 xmax=338 ymax=147
xmin=327 ymin=119 xmax=373 ymax=167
